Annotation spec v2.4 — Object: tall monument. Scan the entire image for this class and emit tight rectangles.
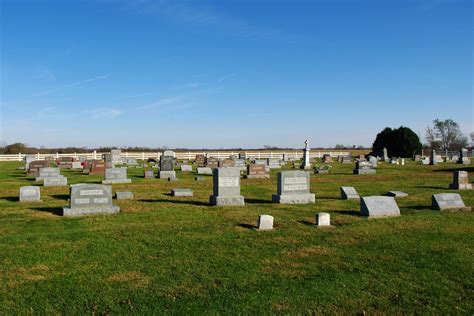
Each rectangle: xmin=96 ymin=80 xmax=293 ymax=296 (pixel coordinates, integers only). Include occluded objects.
xmin=302 ymin=139 xmax=311 ymax=170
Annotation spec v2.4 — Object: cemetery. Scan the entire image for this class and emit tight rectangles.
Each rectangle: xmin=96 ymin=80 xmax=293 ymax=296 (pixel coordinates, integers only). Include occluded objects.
xmin=1 ymin=148 xmax=472 ymax=314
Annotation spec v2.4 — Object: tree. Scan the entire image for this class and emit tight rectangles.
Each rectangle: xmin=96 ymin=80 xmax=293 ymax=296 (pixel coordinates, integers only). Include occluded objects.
xmin=470 ymin=132 xmax=474 ymax=145
xmin=4 ymin=142 xmax=27 ymax=154
xmin=425 ymin=119 xmax=467 ymax=151
xmin=372 ymin=126 xmax=422 ymax=158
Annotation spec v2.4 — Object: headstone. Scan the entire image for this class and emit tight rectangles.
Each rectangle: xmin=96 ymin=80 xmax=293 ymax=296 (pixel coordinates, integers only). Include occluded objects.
xmin=144 ymin=169 xmax=155 ymax=179
xmin=197 ymin=167 xmax=213 ymax=175
xmin=386 ymin=191 xmax=408 ymax=198
xmin=195 ymin=154 xmax=206 ymax=166
xmin=19 ymin=186 xmax=41 ymax=202
xmin=62 ymin=184 xmax=120 ymax=216
xmin=421 ymin=158 xmax=430 ymax=165
xmin=110 ymin=149 xmax=122 ymax=164
xmin=246 ymin=164 xmax=269 ymax=179
xmin=171 ymin=188 xmax=193 ymax=197
xmin=360 ymin=196 xmax=401 ymax=218
xmin=103 ymin=153 xmax=113 ymax=168
xmin=239 ymin=152 xmax=247 ymax=160
xmin=323 ymin=154 xmax=333 ymax=163
xmin=340 ymin=186 xmax=359 ymax=200
xmin=368 ymin=156 xmax=378 ymax=168
xmin=57 ymin=157 xmax=75 ymax=169
xmin=267 ymin=158 xmax=281 ymax=169
xmin=383 ymin=147 xmax=389 ymax=161
xmin=254 ymin=159 xmax=267 ymax=166
xmin=257 ymin=215 xmax=273 ymax=230
xmin=353 ymin=161 xmax=376 ymax=175
xmin=233 ymin=158 xmax=247 ymax=171
xmin=272 ymin=171 xmax=315 ymax=204
xmin=116 ymin=191 xmax=134 ymax=200
xmin=206 ymin=157 xmax=219 ymax=169
xmin=195 ymin=176 xmax=205 ymax=181
xmin=89 ymin=161 xmax=106 ymax=175
xmin=316 ymin=213 xmax=331 ymax=227
xmin=35 ymin=167 xmax=61 ymax=181
xmin=430 ymin=150 xmax=437 ymax=165
xmin=219 ymin=159 xmax=235 ymax=168
xmin=102 ymin=167 xmax=132 ymax=184
xmin=209 ymin=167 xmax=245 ymax=206
xmin=125 ymin=157 xmax=138 ymax=165
xmin=414 ymin=154 xmax=422 ymax=162
xmin=159 ymin=154 xmax=176 ymax=179
xmin=71 ymin=161 xmax=83 ymax=169
xmin=27 ymin=160 xmax=49 ymax=177
xmin=342 ymin=156 xmax=352 ymax=164
xmin=181 ymin=164 xmax=193 ymax=172
xmin=301 ymin=140 xmax=311 ymax=170
xmin=163 ymin=150 xmax=176 ymax=158
xmin=314 ymin=165 xmax=331 ymax=174
xmin=432 ymin=193 xmax=471 ymax=211
xmin=449 ymin=171 xmax=472 ymax=190
xmin=44 ymin=177 xmax=68 ymax=187
xmin=458 ymin=148 xmax=471 ymax=165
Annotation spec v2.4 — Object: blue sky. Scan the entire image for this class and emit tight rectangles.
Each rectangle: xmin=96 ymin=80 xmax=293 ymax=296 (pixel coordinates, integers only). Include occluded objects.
xmin=1 ymin=0 xmax=472 ymax=148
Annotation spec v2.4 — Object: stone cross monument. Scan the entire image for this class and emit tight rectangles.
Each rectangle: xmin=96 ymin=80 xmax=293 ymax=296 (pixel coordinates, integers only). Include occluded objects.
xmin=302 ymin=139 xmax=311 ymax=170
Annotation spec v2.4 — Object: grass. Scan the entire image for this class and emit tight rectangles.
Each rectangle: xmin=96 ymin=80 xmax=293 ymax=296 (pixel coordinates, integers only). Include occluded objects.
xmin=0 ymin=160 xmax=473 ymax=314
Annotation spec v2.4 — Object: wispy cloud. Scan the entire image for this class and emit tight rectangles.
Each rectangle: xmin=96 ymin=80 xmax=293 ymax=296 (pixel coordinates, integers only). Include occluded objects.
xmin=118 ymin=92 xmax=153 ymax=99
xmin=85 ymin=107 xmax=122 ymax=119
xmin=137 ymin=96 xmax=188 ymax=111
xmin=33 ymin=73 xmax=110 ymax=96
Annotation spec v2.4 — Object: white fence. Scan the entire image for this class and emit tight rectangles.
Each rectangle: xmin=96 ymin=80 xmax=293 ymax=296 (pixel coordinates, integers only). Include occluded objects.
xmin=0 ymin=151 xmax=351 ymax=162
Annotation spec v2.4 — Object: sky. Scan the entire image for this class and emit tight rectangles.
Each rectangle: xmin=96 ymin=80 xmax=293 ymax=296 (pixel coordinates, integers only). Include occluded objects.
xmin=0 ymin=0 xmax=472 ymax=149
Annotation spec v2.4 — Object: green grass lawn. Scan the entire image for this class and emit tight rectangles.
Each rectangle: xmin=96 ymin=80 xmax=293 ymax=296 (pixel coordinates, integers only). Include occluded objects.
xmin=0 ymin=160 xmax=473 ymax=314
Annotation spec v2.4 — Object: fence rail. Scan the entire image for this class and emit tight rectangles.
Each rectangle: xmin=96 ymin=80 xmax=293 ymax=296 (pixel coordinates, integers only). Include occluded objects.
xmin=0 ymin=151 xmax=354 ymax=162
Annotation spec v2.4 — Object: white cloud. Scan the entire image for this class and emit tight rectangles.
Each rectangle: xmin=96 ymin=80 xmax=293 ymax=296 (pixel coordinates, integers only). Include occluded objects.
xmin=137 ymin=96 xmax=186 ymax=110
xmin=85 ymin=107 xmax=122 ymax=119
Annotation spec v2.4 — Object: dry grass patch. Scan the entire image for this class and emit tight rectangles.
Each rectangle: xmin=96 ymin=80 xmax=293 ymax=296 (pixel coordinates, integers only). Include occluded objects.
xmin=105 ymin=271 xmax=151 ymax=288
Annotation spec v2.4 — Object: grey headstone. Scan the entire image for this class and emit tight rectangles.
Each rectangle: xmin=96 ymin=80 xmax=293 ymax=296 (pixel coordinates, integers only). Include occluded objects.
xmin=36 ymin=167 xmax=61 ymax=181
xmin=386 ymin=191 xmax=408 ymax=198
xmin=197 ymin=167 xmax=213 ymax=175
xmin=353 ymin=161 xmax=376 ymax=175
xmin=102 ymin=167 xmax=132 ymax=184
xmin=116 ymin=191 xmax=134 ymax=200
xmin=432 ymin=193 xmax=471 ymax=211
xmin=171 ymin=188 xmax=193 ymax=197
xmin=144 ymin=170 xmax=155 ymax=179
xmin=360 ymin=196 xmax=400 ymax=218
xmin=449 ymin=171 xmax=472 ymax=190
xmin=209 ymin=167 xmax=244 ymax=206
xmin=272 ymin=171 xmax=315 ymax=204
xmin=316 ymin=213 xmax=331 ymax=227
xmin=340 ymin=186 xmax=360 ymax=200
xmin=181 ymin=165 xmax=193 ymax=172
xmin=44 ymin=176 xmax=68 ymax=187
xmin=19 ymin=186 xmax=41 ymax=202
xmin=257 ymin=214 xmax=274 ymax=230
xmin=62 ymin=184 xmax=120 ymax=216
xmin=160 ymin=155 xmax=174 ymax=172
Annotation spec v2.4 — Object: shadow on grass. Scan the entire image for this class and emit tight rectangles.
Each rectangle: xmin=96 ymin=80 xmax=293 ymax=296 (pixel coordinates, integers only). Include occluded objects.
xmin=432 ymin=166 xmax=473 ymax=173
xmin=317 ymin=196 xmax=340 ymax=201
xmin=31 ymin=207 xmax=62 ymax=216
xmin=298 ymin=220 xmax=315 ymax=227
xmin=237 ymin=223 xmax=256 ymax=230
xmin=1 ymin=196 xmax=18 ymax=202
xmin=331 ymin=210 xmax=360 ymax=217
xmin=415 ymin=186 xmax=447 ymax=190
xmin=401 ymin=205 xmax=434 ymax=211
xmin=51 ymin=194 xmax=69 ymax=201
xmin=139 ymin=199 xmax=209 ymax=206
xmin=245 ymin=198 xmax=272 ymax=205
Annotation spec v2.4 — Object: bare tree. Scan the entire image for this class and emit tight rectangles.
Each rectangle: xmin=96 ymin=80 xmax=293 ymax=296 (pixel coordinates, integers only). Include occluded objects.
xmin=470 ymin=132 xmax=474 ymax=145
xmin=426 ymin=119 xmax=467 ymax=151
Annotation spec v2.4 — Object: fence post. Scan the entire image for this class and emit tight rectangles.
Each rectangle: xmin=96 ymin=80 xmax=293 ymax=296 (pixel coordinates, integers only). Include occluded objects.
xmin=142 ymin=152 xmax=145 ymax=160
xmin=93 ymin=150 xmax=96 ymax=160
xmin=18 ymin=152 xmax=22 ymax=161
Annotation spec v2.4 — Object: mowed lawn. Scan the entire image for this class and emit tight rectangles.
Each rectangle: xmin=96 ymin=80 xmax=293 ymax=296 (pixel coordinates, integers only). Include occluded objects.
xmin=0 ymin=160 xmax=473 ymax=314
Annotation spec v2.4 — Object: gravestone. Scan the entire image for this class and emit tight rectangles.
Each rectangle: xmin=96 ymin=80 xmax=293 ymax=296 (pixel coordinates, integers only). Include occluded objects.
xmin=102 ymin=167 xmax=131 ymax=184
xmin=449 ymin=171 xmax=472 ymax=190
xmin=144 ymin=169 xmax=155 ymax=179
xmin=239 ymin=152 xmax=247 ymax=160
xmin=62 ymin=184 xmax=120 ymax=216
xmin=195 ymin=154 xmax=206 ymax=166
xmin=432 ymin=193 xmax=471 ymax=211
xmin=360 ymin=196 xmax=401 ymax=218
xmin=233 ymin=159 xmax=247 ymax=171
xmin=323 ymin=155 xmax=333 ymax=163
xmin=272 ymin=171 xmax=315 ymax=204
xmin=89 ymin=161 xmax=106 ymax=175
xmin=35 ymin=167 xmax=61 ymax=181
xmin=110 ymin=149 xmax=122 ymax=164
xmin=342 ymin=156 xmax=352 ymax=164
xmin=44 ymin=177 xmax=68 ymax=187
xmin=246 ymin=164 xmax=269 ymax=179
xmin=195 ymin=176 xmax=205 ymax=181
xmin=340 ymin=186 xmax=359 ymax=200
xmin=257 ymin=215 xmax=273 ymax=230
xmin=19 ymin=186 xmax=41 ymax=202
xmin=163 ymin=150 xmax=176 ymax=158
xmin=421 ymin=157 xmax=430 ymax=165
xmin=181 ymin=164 xmax=193 ymax=172
xmin=197 ymin=167 xmax=213 ymax=175
xmin=125 ymin=158 xmax=138 ymax=165
xmin=27 ymin=160 xmax=49 ymax=177
xmin=159 ymin=154 xmax=176 ymax=179
xmin=386 ymin=191 xmax=408 ymax=198
xmin=430 ymin=150 xmax=437 ymax=165
xmin=171 ymin=189 xmax=193 ymax=197
xmin=368 ymin=156 xmax=378 ymax=168
xmin=353 ymin=161 xmax=376 ymax=175
xmin=267 ymin=158 xmax=281 ymax=169
xmin=116 ymin=192 xmax=133 ymax=200
xmin=414 ymin=154 xmax=422 ymax=162
xmin=206 ymin=157 xmax=219 ymax=169
xmin=383 ymin=147 xmax=389 ymax=161
xmin=219 ymin=159 xmax=235 ymax=168
xmin=71 ymin=161 xmax=83 ymax=169
xmin=316 ymin=213 xmax=331 ymax=227
xmin=458 ymin=148 xmax=471 ymax=165
xmin=103 ymin=154 xmax=113 ymax=168
xmin=301 ymin=140 xmax=312 ymax=170
xmin=209 ymin=168 xmax=245 ymax=206
xmin=314 ymin=165 xmax=331 ymax=174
